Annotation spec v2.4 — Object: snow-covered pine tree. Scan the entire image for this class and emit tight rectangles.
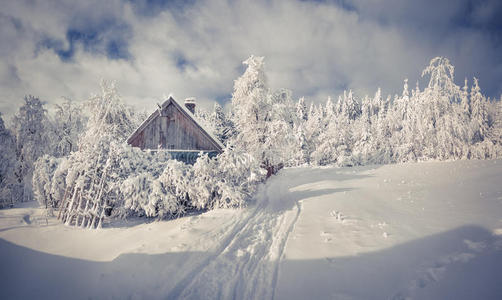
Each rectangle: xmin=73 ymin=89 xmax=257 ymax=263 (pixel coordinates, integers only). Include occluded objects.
xmin=209 ymin=102 xmax=235 ymax=145
xmin=325 ymin=96 xmax=335 ymax=121
xmin=371 ymin=93 xmax=393 ymax=164
xmin=487 ymin=98 xmax=502 ymax=148
xmin=341 ymin=90 xmax=361 ymax=121
xmin=291 ymin=97 xmax=309 ymax=166
xmin=302 ymin=102 xmax=322 ymax=163
xmin=470 ymin=77 xmax=489 ymax=143
xmin=397 ymin=79 xmax=410 ymax=121
xmin=312 ymin=100 xmax=336 ymax=166
xmin=418 ymin=57 xmax=463 ymax=159
xmin=195 ymin=106 xmax=215 ymax=135
xmin=352 ymin=95 xmax=373 ymax=164
xmin=0 ymin=113 xmax=17 ymax=208
xmin=390 ymin=79 xmax=415 ymax=162
xmin=296 ymin=97 xmax=308 ymax=123
xmin=292 ymin=124 xmax=309 ymax=166
xmin=313 ymin=95 xmax=355 ymax=166
xmin=422 ymin=57 xmax=459 ymax=101
xmin=469 ymin=78 xmax=498 ymax=158
xmin=230 ymin=55 xmax=292 ymax=176
xmin=371 ymin=88 xmax=384 ymax=116
xmin=461 ymin=78 xmax=471 ymax=118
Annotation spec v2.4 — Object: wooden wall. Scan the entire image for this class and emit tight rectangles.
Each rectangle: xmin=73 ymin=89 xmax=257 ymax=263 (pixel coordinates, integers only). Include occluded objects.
xmin=129 ymin=102 xmax=220 ymax=151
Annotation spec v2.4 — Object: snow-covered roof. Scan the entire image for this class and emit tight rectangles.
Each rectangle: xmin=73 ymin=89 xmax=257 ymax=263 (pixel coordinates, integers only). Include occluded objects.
xmin=126 ymin=96 xmax=224 ymax=151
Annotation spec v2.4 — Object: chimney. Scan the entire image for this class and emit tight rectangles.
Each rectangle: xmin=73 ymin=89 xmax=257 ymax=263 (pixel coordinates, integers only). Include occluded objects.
xmin=184 ymin=97 xmax=196 ymax=114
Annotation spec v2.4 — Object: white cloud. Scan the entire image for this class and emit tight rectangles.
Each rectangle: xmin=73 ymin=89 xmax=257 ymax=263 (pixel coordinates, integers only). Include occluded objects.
xmin=0 ymin=0 xmax=501 ymax=120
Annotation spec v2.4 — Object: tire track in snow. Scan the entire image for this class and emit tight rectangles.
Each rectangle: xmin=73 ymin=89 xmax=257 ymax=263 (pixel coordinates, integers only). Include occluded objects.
xmin=166 ymin=202 xmax=265 ymax=300
xmin=271 ymin=199 xmax=302 ymax=300
xmin=169 ymin=176 xmax=301 ymax=300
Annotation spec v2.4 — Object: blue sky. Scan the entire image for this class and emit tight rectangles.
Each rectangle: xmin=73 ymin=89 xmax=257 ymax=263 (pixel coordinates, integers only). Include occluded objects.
xmin=0 ymin=0 xmax=501 ymax=117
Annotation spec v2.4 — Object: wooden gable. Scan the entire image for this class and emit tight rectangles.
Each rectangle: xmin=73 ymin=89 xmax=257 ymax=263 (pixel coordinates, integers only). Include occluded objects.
xmin=127 ymin=97 xmax=223 ymax=153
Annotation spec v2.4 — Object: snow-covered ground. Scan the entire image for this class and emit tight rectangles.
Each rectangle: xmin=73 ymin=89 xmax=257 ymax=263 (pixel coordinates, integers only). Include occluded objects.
xmin=1 ymin=159 xmax=502 ymax=299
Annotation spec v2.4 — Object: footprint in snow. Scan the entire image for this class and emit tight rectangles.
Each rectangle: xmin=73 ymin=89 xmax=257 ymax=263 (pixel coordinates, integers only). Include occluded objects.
xmin=171 ymin=243 xmax=188 ymax=251
xmin=320 ymin=231 xmax=333 ymax=243
xmin=392 ymin=248 xmax=480 ymax=300
xmin=329 ymin=210 xmax=344 ymax=222
xmin=376 ymin=222 xmax=388 ymax=229
xmin=325 ymin=257 xmax=336 ymax=265
xmin=22 ymin=215 xmax=31 ymax=225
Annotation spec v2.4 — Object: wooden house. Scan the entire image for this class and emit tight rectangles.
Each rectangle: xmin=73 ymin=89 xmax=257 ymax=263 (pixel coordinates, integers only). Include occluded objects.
xmin=127 ymin=96 xmax=223 ymax=163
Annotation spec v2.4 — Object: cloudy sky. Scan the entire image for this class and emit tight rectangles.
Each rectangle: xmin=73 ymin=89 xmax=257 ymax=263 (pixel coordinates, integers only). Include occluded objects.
xmin=1 ymin=0 xmax=501 ymax=118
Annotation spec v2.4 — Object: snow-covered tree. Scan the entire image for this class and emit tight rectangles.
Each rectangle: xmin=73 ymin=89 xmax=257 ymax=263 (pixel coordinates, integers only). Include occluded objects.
xmin=80 ymin=80 xmax=135 ymax=148
xmin=291 ymin=97 xmax=310 ymax=166
xmin=0 ymin=114 xmax=17 ymax=208
xmin=296 ymin=97 xmax=308 ymax=123
xmin=32 ymin=155 xmax=65 ymax=210
xmin=312 ymin=95 xmax=355 ymax=166
xmin=231 ymin=56 xmax=269 ymax=133
xmin=292 ymin=124 xmax=309 ymax=166
xmin=209 ymin=102 xmax=235 ymax=145
xmin=488 ymin=99 xmax=502 ymax=147
xmin=230 ymin=55 xmax=293 ymax=176
xmin=194 ymin=106 xmax=214 ymax=132
xmin=324 ymin=96 xmax=335 ymax=120
xmin=352 ymin=95 xmax=373 ymax=164
xmin=340 ymin=90 xmax=361 ymax=121
xmin=302 ymin=102 xmax=322 ymax=163
xmin=50 ymin=98 xmax=86 ymax=157
xmin=56 ymin=81 xmax=136 ymax=227
xmin=470 ymin=77 xmax=489 ymax=143
xmin=422 ymin=57 xmax=459 ymax=100
xmin=12 ymin=95 xmax=50 ymax=202
xmin=460 ymin=78 xmax=471 ymax=118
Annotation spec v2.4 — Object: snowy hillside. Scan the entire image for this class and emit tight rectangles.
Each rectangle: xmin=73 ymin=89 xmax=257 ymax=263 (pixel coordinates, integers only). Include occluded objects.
xmin=1 ymin=159 xmax=501 ymax=299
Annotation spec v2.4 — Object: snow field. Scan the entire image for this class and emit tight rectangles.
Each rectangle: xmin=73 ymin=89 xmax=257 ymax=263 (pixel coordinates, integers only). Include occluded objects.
xmin=276 ymin=160 xmax=502 ymax=300
xmin=1 ymin=159 xmax=502 ymax=299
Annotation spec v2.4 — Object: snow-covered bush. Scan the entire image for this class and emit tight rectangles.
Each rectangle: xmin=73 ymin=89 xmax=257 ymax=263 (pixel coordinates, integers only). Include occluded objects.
xmin=155 ymin=160 xmax=191 ymax=215
xmin=209 ymin=145 xmax=266 ymax=207
xmin=121 ymin=172 xmax=156 ymax=217
xmin=32 ymin=155 xmax=65 ymax=209
xmin=118 ymin=147 xmax=265 ymax=220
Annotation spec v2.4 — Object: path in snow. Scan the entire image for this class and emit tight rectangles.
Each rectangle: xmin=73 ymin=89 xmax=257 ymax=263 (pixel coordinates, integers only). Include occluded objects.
xmin=169 ymin=171 xmax=304 ymax=300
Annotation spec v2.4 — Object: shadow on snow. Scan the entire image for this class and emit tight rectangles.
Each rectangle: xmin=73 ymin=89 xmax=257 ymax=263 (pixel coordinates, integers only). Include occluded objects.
xmin=1 ymin=224 xmax=501 ymax=300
